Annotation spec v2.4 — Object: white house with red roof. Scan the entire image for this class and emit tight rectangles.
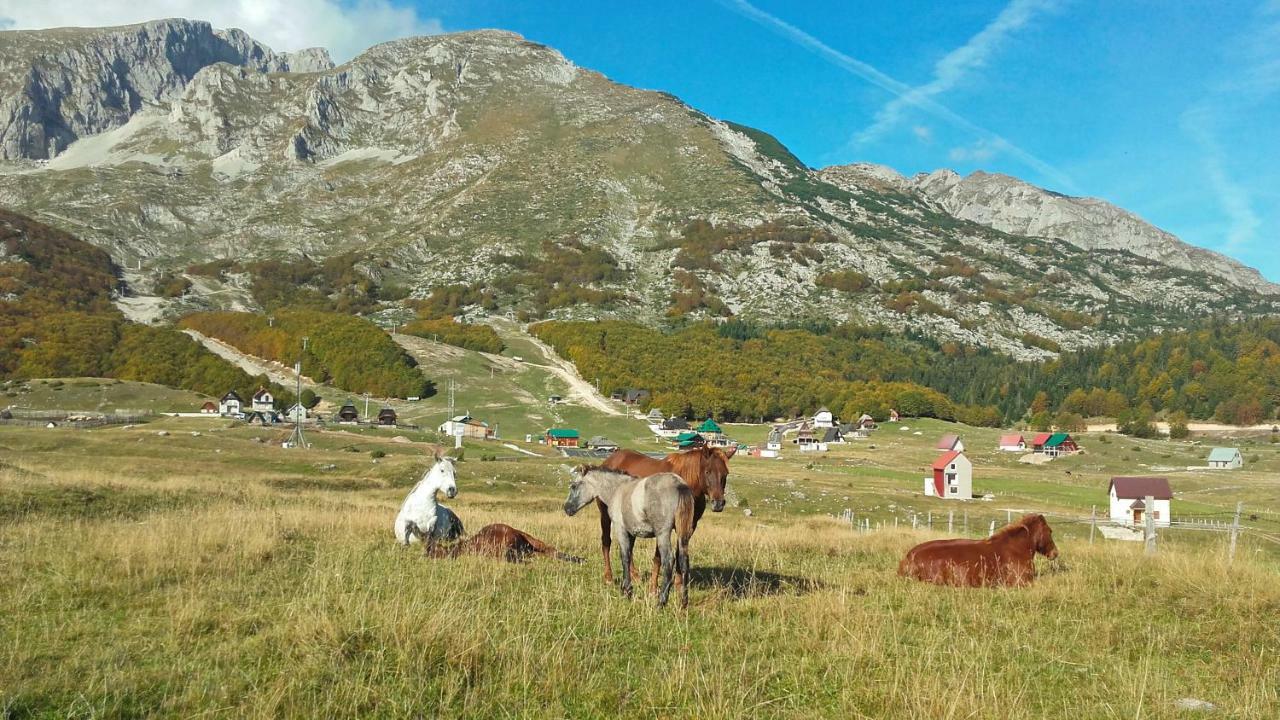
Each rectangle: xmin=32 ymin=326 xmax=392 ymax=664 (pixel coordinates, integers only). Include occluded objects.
xmin=926 ymin=450 xmax=972 ymax=500
xmin=936 ymin=434 xmax=964 ymax=452
xmin=1109 ymin=476 xmax=1172 ymax=527
xmin=998 ymin=433 xmax=1026 ymax=452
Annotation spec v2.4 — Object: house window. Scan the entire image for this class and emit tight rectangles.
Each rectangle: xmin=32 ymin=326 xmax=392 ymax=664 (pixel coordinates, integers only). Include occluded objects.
xmin=1153 ymin=510 xmax=1160 ymax=520
xmin=949 ymin=486 xmax=957 ymax=494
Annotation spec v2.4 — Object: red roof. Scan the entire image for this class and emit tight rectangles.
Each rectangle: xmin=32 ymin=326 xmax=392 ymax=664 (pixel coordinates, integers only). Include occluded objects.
xmin=1110 ymin=476 xmax=1173 ymax=500
xmin=936 ymin=434 xmax=961 ymax=450
xmin=999 ymin=433 xmax=1024 ymax=446
xmin=1031 ymin=433 xmax=1053 ymax=446
xmin=932 ymin=450 xmax=962 ymax=471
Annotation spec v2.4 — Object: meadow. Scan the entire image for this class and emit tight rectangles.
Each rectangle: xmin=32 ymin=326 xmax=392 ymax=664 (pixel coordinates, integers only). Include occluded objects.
xmin=3 ymin=412 xmax=1280 ymax=718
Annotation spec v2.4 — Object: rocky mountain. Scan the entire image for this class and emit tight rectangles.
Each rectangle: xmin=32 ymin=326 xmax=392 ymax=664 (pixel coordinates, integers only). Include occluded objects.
xmin=0 ymin=19 xmax=1275 ymax=360
xmin=906 ymin=169 xmax=1275 ymax=294
xmin=0 ymin=19 xmax=332 ymax=160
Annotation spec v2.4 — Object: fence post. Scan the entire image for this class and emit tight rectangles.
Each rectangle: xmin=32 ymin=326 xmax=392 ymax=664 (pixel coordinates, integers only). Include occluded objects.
xmin=948 ymin=511 xmax=954 ymax=533
xmin=1144 ymin=494 xmax=1156 ymax=555
xmin=912 ymin=513 xmax=918 ymax=529
xmin=963 ymin=511 xmax=968 ymax=535
xmin=988 ymin=520 xmax=995 ymax=536
xmin=927 ymin=512 xmax=933 ymax=530
xmin=1089 ymin=505 xmax=1096 ymax=545
xmin=1228 ymin=501 xmax=1242 ymax=563
xmin=1007 ymin=509 xmax=1012 ymax=524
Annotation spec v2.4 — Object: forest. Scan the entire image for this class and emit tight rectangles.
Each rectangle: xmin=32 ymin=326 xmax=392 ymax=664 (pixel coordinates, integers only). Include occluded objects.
xmin=0 ymin=210 xmax=282 ymax=403
xmin=533 ymin=317 xmax=1280 ymax=426
xmin=180 ymin=310 xmax=432 ymax=399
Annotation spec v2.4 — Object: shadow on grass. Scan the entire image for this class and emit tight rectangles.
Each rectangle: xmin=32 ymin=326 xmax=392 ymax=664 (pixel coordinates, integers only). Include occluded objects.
xmin=691 ymin=565 xmax=826 ymax=598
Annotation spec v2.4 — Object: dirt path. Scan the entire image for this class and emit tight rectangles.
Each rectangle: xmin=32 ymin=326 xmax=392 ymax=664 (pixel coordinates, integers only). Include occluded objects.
xmin=1086 ymin=421 xmax=1278 ymax=433
xmin=508 ymin=327 xmax=622 ymax=416
xmin=183 ymin=330 xmax=317 ymax=389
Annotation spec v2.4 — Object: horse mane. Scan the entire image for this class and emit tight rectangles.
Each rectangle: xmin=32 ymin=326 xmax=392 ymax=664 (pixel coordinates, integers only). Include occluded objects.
xmin=989 ymin=514 xmax=1044 ymax=542
xmin=665 ymin=446 xmax=726 ymax=477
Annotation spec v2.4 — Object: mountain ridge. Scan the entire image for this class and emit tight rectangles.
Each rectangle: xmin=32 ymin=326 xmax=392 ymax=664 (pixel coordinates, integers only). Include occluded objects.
xmin=0 ymin=19 xmax=1275 ymax=361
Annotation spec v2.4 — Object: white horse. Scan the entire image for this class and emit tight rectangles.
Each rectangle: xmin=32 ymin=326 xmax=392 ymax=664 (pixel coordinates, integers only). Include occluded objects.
xmin=394 ymin=450 xmax=464 ymax=553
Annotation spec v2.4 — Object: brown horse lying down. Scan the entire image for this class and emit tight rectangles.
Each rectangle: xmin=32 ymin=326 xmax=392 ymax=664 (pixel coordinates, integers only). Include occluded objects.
xmin=426 ymin=523 xmax=584 ymax=564
xmin=898 ymin=514 xmax=1059 ymax=587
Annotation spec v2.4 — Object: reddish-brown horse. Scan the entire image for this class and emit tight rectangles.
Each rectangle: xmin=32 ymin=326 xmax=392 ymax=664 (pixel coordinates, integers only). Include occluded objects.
xmin=427 ymin=523 xmax=584 ymax=564
xmin=597 ymin=446 xmax=731 ymax=587
xmin=898 ymin=514 xmax=1059 ymax=587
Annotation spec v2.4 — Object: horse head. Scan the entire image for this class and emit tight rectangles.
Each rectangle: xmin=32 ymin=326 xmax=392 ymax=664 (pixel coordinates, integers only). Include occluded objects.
xmin=563 ymin=465 xmax=597 ymax=516
xmin=427 ymin=447 xmax=458 ymax=499
xmin=1026 ymin=514 xmax=1058 ymax=559
xmin=702 ymin=447 xmax=730 ymax=512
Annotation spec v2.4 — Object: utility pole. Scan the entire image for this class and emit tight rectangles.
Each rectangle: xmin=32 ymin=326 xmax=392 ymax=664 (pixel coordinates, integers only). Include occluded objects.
xmin=363 ymin=392 xmax=370 ymax=420
xmin=1144 ymin=494 xmax=1157 ymax=555
xmin=1089 ymin=505 xmax=1097 ymax=544
xmin=287 ymin=336 xmax=308 ymax=449
xmin=1228 ymin=501 xmax=1243 ymax=562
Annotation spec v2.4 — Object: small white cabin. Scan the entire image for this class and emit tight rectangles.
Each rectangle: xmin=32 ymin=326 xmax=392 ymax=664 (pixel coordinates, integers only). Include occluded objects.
xmin=998 ymin=433 xmax=1026 ymax=452
xmin=813 ymin=407 xmax=835 ymax=428
xmin=1109 ymin=476 xmax=1172 ymax=527
xmin=927 ymin=451 xmax=972 ymax=500
xmin=219 ymin=391 xmax=242 ymax=417
xmin=251 ymin=388 xmax=274 ymax=413
xmin=1207 ymin=447 xmax=1243 ymax=470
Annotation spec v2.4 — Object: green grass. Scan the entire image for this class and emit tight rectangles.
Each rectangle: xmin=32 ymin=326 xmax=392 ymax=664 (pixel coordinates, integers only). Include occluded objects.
xmin=1 ymin=377 xmax=212 ymax=414
xmin=2 ymin=409 xmax=1280 ymax=717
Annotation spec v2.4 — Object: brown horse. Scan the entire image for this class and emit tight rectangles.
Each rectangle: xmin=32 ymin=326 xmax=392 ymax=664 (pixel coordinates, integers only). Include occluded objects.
xmin=898 ymin=514 xmax=1059 ymax=587
xmin=597 ymin=446 xmax=730 ymax=587
xmin=427 ymin=524 xmax=584 ymax=564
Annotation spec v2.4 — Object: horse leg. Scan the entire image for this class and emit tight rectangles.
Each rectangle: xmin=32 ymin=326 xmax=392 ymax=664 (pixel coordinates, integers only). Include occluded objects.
xmin=597 ymin=500 xmax=613 ymax=584
xmin=655 ymin=531 xmax=675 ymax=608
xmin=649 ymin=544 xmax=662 ymax=595
xmin=617 ymin=531 xmax=636 ymax=600
xmin=402 ymin=520 xmax=420 ymax=546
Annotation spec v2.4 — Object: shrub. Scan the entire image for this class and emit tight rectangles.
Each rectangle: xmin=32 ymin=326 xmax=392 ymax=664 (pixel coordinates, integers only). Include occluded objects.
xmin=370 ymin=449 xmax=386 ymax=459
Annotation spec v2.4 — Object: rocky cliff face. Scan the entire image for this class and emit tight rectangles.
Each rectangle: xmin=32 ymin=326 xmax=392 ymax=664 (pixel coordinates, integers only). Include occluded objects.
xmin=0 ymin=21 xmax=1275 ymax=359
xmin=0 ymin=18 xmax=332 ymax=159
xmin=906 ymin=169 xmax=1277 ymax=294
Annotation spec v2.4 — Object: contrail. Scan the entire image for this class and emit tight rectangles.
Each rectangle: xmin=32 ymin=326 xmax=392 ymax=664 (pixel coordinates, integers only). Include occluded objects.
xmin=858 ymin=0 xmax=1059 ymax=144
xmin=717 ymin=0 xmax=1078 ymax=192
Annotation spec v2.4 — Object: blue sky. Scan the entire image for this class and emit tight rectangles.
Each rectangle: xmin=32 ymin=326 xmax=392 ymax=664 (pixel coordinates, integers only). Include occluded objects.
xmin=3 ymin=0 xmax=1276 ymax=280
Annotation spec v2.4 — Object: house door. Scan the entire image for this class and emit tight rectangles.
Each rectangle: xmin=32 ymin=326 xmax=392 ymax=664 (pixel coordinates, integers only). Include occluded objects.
xmin=1132 ymin=508 xmax=1144 ymax=525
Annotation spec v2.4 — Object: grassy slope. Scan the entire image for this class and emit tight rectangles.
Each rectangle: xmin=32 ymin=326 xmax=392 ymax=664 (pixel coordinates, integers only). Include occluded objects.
xmin=2 ymin=410 xmax=1280 ymax=717
xmin=2 ymin=377 xmax=210 ymax=414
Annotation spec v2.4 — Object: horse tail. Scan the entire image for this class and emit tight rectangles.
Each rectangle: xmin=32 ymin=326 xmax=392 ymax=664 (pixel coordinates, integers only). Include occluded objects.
xmin=554 ymin=551 xmax=586 ymax=564
xmin=676 ymin=485 xmax=695 ymax=543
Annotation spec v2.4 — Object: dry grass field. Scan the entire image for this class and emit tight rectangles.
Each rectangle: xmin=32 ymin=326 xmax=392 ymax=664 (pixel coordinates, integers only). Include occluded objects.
xmin=3 ymin=417 xmax=1280 ymax=718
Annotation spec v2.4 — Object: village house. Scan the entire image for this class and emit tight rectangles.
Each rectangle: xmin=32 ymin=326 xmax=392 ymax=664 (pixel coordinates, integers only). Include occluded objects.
xmin=376 ymin=407 xmax=398 ymax=426
xmin=998 ymin=433 xmax=1026 ymax=452
xmin=438 ymin=414 xmax=494 ymax=440
xmin=337 ymin=401 xmax=360 ymax=424
xmin=1109 ymin=476 xmax=1172 ymax=527
xmin=545 ymin=428 xmax=580 ymax=448
xmin=766 ymin=427 xmax=783 ymax=451
xmin=199 ymin=401 xmax=218 ymax=415
xmin=284 ymin=403 xmax=308 ymax=423
xmin=812 ymin=407 xmax=836 ymax=428
xmin=251 ymin=388 xmax=275 ymax=413
xmin=821 ymin=426 xmax=844 ymax=444
xmin=646 ymin=408 xmax=664 ymax=422
xmin=589 ymin=436 xmax=619 ymax=452
xmin=245 ymin=411 xmax=273 ymax=426
xmin=1207 ymin=447 xmax=1243 ymax=470
xmin=1032 ymin=432 xmax=1079 ymax=457
xmin=674 ymin=431 xmax=704 ymax=448
xmin=624 ymin=389 xmax=650 ymax=406
xmin=795 ymin=423 xmax=826 ymax=452
xmin=927 ymin=450 xmax=972 ymax=499
xmin=936 ymin=434 xmax=964 ymax=453
xmin=219 ymin=391 xmax=243 ymax=418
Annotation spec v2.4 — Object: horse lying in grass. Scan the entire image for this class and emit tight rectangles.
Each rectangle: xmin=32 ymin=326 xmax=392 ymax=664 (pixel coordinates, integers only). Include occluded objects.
xmin=898 ymin=513 xmax=1059 ymax=587
xmin=598 ymin=446 xmax=729 ymax=590
xmin=393 ymin=449 xmax=464 ymax=554
xmin=564 ymin=465 xmax=694 ymax=609
xmin=426 ymin=524 xmax=584 ymax=564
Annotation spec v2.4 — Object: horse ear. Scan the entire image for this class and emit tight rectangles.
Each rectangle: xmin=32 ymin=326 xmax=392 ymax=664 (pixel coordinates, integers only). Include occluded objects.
xmin=433 ymin=446 xmax=445 ymax=462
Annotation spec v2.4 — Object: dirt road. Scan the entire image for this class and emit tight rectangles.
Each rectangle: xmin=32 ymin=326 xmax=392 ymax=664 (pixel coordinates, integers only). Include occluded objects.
xmin=183 ymin=330 xmax=317 ymax=389
xmin=517 ymin=331 xmax=623 ymax=416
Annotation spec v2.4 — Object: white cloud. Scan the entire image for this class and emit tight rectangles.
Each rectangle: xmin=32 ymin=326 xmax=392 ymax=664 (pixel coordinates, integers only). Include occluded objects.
xmin=912 ymin=125 xmax=933 ymax=143
xmin=1179 ymin=2 xmax=1279 ymax=253
xmin=948 ymin=139 xmax=998 ymax=163
xmin=857 ymin=0 xmax=1058 ymax=144
xmin=716 ymin=0 xmax=1077 ymax=191
xmin=0 ymin=0 xmax=442 ymax=62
